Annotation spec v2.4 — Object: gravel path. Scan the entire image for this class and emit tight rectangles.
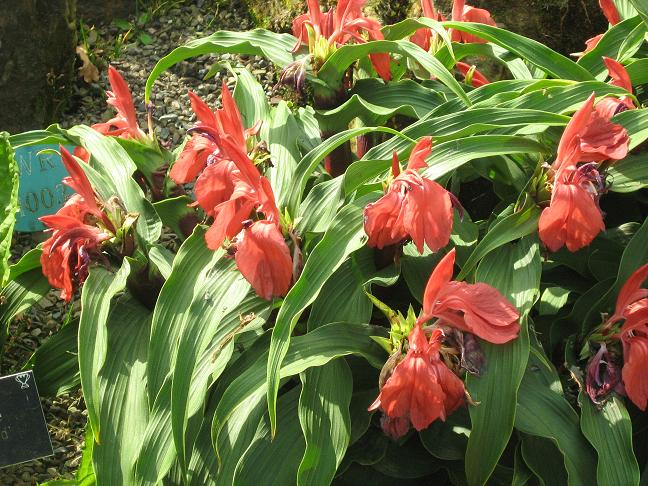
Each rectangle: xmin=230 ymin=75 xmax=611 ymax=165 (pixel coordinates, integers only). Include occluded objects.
xmin=1 ymin=1 xmax=277 ymax=483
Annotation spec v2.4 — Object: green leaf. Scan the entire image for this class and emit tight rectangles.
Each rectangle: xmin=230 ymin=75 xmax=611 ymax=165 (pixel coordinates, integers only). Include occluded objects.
xmin=268 ymin=101 xmax=303 ymax=210
xmin=266 ymin=194 xmax=378 ymax=435
xmin=625 ymin=58 xmax=648 ymax=85
xmin=232 ymin=66 xmax=272 ymax=133
xmin=93 ymin=295 xmax=151 ymax=484
xmin=521 ymin=434 xmax=569 ymax=485
xmin=26 ymin=320 xmax=80 ymax=397
xmin=288 ymin=126 xmax=407 ymax=214
xmin=78 ymin=262 xmax=131 ymax=444
xmin=539 ymin=287 xmax=571 ymax=316
xmin=0 ymin=268 xmax=50 ymax=361
xmin=362 ymin=108 xmax=568 ymax=164
xmin=297 ymin=360 xmax=352 ymax=486
xmin=515 ymin=343 xmax=597 ymax=486
xmin=318 ymin=39 xmax=471 ymax=106
xmin=213 ymin=322 xmax=387 ymax=454
xmin=0 ymin=133 xmax=19 ymax=287
xmin=628 ymin=1 xmax=648 ymax=26
xmin=578 ymin=393 xmax=640 ymax=486
xmin=234 ymin=387 xmax=306 ymax=485
xmin=296 ymin=178 xmax=345 ymax=234
xmin=608 ymin=153 xmax=648 ymax=193
xmin=145 ymin=29 xmax=298 ymax=102
xmin=78 ymin=421 xmax=97 ymax=485
xmin=138 ymin=32 xmax=154 ymax=45
xmin=614 ymin=108 xmax=648 ymax=150
xmin=348 ymin=135 xmax=547 ymax=196
xmin=464 ymin=236 xmax=540 ymax=485
xmin=457 ymin=206 xmax=541 ymax=280
xmin=441 ymin=21 xmax=594 ymax=81
xmin=67 ymin=126 xmax=162 ymax=245
xmin=171 ymin=258 xmax=251 ymax=478
xmin=577 ymin=16 xmax=644 ymax=74
xmin=153 ymin=196 xmax=198 ymax=240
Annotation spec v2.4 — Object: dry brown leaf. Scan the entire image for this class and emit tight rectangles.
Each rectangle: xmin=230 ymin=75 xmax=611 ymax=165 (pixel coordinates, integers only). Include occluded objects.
xmin=76 ymin=45 xmax=100 ymax=83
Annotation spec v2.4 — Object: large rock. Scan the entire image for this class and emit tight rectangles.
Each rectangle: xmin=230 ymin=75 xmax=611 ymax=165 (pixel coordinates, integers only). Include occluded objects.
xmin=0 ymin=0 xmax=76 ymax=134
xmin=244 ymin=0 xmax=608 ymax=56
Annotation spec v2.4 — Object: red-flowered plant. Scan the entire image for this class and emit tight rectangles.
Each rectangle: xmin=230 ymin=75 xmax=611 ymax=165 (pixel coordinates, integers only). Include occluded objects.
xmin=3 ymin=0 xmax=648 ymax=484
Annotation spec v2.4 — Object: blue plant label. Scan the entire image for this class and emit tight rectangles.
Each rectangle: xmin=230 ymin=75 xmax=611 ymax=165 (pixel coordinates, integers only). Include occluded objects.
xmin=14 ymin=144 xmax=76 ymax=232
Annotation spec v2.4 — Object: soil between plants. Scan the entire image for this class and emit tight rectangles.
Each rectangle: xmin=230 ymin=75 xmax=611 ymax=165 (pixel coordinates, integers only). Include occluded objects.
xmin=0 ymin=2 xmax=278 ymax=483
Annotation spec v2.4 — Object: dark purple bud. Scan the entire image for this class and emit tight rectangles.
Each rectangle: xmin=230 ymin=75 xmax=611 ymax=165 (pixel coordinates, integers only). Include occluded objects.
xmin=449 ymin=192 xmax=465 ymax=221
xmin=586 ymin=343 xmax=624 ymax=406
xmin=276 ymin=59 xmax=307 ymax=93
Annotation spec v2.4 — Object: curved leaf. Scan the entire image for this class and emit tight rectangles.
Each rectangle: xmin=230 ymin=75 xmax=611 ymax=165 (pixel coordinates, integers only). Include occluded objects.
xmin=578 ymin=393 xmax=640 ymax=486
xmin=441 ymin=21 xmax=594 ymax=81
xmin=145 ymin=29 xmax=298 ymax=102
xmin=0 ymin=133 xmax=19 ymax=287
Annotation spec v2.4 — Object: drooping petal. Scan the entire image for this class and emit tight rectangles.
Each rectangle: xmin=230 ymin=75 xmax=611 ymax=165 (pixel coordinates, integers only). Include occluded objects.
xmin=193 ymin=161 xmax=238 ymax=216
xmin=599 ymin=0 xmax=621 ymax=25
xmin=398 ymin=171 xmax=453 ymax=253
xmin=603 ymin=57 xmax=632 ymax=92
xmin=363 ymin=190 xmax=409 ymax=249
xmin=235 ymin=220 xmax=293 ymax=300
xmin=188 ymin=91 xmax=218 ymax=127
xmin=538 ymin=170 xmax=605 ymax=252
xmin=621 ymin=334 xmax=648 ymax=410
xmin=451 ymin=0 xmax=496 ymax=43
xmin=421 ymin=248 xmax=456 ymax=323
xmin=59 ymin=146 xmax=103 ymax=219
xmin=433 ymin=281 xmax=521 ymax=344
xmin=204 ymin=189 xmax=257 ymax=249
xmin=369 ymin=325 xmax=465 ymax=437
xmin=612 ymin=263 xmax=648 ymax=320
xmin=406 ymin=137 xmax=432 ymax=171
xmin=578 ymin=107 xmax=630 ymax=162
xmin=554 ymin=93 xmax=596 ymax=171
xmin=169 ymin=135 xmax=219 ymax=184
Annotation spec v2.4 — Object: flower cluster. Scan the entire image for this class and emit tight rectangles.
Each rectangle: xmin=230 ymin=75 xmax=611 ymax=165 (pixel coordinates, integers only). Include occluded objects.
xmin=538 ymin=60 xmax=632 ymax=252
xmin=169 ymin=83 xmax=293 ymax=300
xmin=369 ymin=249 xmax=520 ymax=438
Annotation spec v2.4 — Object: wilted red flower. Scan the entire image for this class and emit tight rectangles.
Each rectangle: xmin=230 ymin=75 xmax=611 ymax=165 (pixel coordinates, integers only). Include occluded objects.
xmin=538 ymin=164 xmax=606 ymax=253
xmin=40 ymin=147 xmax=113 ymax=301
xmin=595 ymin=57 xmax=636 ymax=119
xmin=450 ymin=0 xmax=496 ymax=44
xmin=410 ymin=0 xmax=447 ymax=51
xmin=291 ymin=0 xmax=391 ymax=80
xmin=455 ymin=61 xmax=490 ymax=87
xmin=417 ymin=249 xmax=520 ymax=344
xmin=369 ymin=326 xmax=465 ymax=438
xmin=234 ymin=220 xmax=293 ymax=300
xmin=364 ymin=137 xmax=454 ymax=253
xmin=92 ymin=66 xmax=146 ymax=141
xmin=599 ymin=0 xmax=621 ymax=25
xmin=552 ymin=93 xmax=629 ymax=173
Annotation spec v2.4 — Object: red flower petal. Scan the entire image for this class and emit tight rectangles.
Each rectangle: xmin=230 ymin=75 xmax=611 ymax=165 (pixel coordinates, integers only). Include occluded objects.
xmin=235 ymin=220 xmax=293 ymax=300
xmin=406 ymin=137 xmax=432 ymax=171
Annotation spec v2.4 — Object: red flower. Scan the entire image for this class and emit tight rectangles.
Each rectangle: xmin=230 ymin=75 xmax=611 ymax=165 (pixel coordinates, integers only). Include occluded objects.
xmin=369 ymin=326 xmax=465 ymax=438
xmin=455 ymin=61 xmax=490 ymax=87
xmin=450 ymin=0 xmax=496 ymax=44
xmin=92 ymin=66 xmax=145 ymax=140
xmin=234 ymin=220 xmax=293 ymax=300
xmin=552 ymin=93 xmax=629 ymax=173
xmin=595 ymin=57 xmax=636 ymax=119
xmin=169 ymin=84 xmax=258 ymax=184
xmin=410 ymin=0 xmax=447 ymax=51
xmin=604 ymin=263 xmax=648 ymax=410
xmin=599 ymin=0 xmax=621 ymax=25
xmin=538 ymin=164 xmax=605 ymax=252
xmin=418 ymin=249 xmax=520 ymax=344
xmin=292 ymin=0 xmax=391 ymax=80
xmin=364 ymin=137 xmax=454 ymax=253
xmin=39 ymin=147 xmax=113 ymax=301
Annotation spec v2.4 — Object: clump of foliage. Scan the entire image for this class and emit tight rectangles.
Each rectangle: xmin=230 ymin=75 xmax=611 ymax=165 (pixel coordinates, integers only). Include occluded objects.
xmin=2 ymin=0 xmax=648 ymax=484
